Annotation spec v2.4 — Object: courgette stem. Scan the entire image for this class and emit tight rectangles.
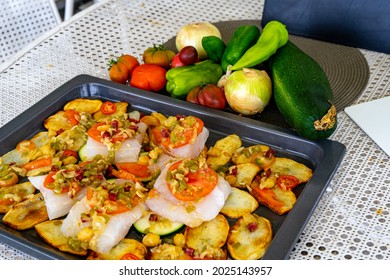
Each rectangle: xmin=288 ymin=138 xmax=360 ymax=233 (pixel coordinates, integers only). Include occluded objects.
xmin=313 ymin=104 xmax=337 ymax=131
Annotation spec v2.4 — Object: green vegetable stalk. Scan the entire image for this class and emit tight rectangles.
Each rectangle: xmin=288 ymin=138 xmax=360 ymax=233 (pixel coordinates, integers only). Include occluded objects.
xmin=166 ymin=59 xmax=223 ymax=99
xmin=230 ymin=21 xmax=289 ymax=71
xmin=221 ymin=25 xmax=261 ymax=72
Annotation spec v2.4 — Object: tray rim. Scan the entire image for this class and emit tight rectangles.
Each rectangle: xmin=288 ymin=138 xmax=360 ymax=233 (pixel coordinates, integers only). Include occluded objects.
xmin=0 ymin=74 xmax=346 ymax=260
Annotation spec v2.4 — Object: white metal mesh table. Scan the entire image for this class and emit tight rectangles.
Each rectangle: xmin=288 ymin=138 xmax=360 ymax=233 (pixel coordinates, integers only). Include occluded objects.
xmin=0 ymin=0 xmax=389 ymax=260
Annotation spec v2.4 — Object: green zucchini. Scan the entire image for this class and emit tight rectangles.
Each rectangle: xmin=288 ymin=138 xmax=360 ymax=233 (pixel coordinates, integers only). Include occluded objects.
xmin=78 ymin=144 xmax=88 ymax=162
xmin=268 ymin=41 xmax=337 ymax=140
xmin=133 ymin=211 xmax=184 ymax=236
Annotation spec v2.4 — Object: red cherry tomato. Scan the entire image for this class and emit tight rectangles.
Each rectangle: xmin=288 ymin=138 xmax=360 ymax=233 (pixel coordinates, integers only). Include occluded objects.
xmin=178 ymin=46 xmax=198 ymax=65
xmin=197 ymin=84 xmax=226 ymax=110
xmin=276 ymin=175 xmax=300 ymax=190
xmin=100 ymin=101 xmax=117 ymax=115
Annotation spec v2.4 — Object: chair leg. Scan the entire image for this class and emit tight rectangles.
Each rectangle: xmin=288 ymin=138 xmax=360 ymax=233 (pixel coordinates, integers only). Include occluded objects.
xmin=64 ymin=0 xmax=75 ymax=21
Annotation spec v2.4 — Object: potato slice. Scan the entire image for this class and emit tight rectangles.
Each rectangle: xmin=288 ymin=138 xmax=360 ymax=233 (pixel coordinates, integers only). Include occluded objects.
xmin=64 ymin=98 xmax=103 ymax=114
xmin=3 ymin=193 xmax=48 ymax=230
xmin=44 ymin=111 xmax=76 ymax=132
xmin=232 ymin=144 xmax=275 ymax=170
xmin=149 ymin=243 xmax=192 ymax=260
xmin=35 ymin=219 xmax=88 ymax=256
xmin=226 ymin=163 xmax=260 ymax=189
xmin=93 ymin=101 xmax=128 ymax=122
xmin=270 ymin=157 xmax=313 ymax=184
xmin=227 ymin=213 xmax=272 ymax=260
xmin=0 ymin=181 xmax=36 ymax=213
xmin=207 ymin=134 xmax=242 ymax=171
xmin=248 ymin=184 xmax=297 ymax=215
xmin=1 ymin=132 xmax=52 ymax=166
xmin=220 ymin=187 xmax=259 ymax=218
xmin=52 ymin=125 xmax=88 ymax=152
xmin=184 ymin=214 xmax=229 ymax=259
xmin=87 ymin=238 xmax=147 ymax=260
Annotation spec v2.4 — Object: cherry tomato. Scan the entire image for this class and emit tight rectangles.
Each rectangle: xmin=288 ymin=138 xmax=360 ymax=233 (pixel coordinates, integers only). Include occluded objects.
xmin=130 ymin=64 xmax=167 ymax=92
xmin=109 ymin=54 xmax=140 ymax=84
xmin=117 ymin=54 xmax=140 ymax=76
xmin=109 ymin=61 xmax=129 ymax=84
xmin=171 ymin=53 xmax=185 ymax=68
xmin=63 ymin=109 xmax=80 ymax=125
xmin=186 ymin=85 xmax=201 ymax=104
xmin=166 ymin=159 xmax=218 ymax=201
xmin=143 ymin=44 xmax=175 ymax=69
xmin=276 ymin=175 xmax=299 ymax=190
xmin=100 ymin=101 xmax=117 ymax=115
xmin=178 ymin=46 xmax=198 ymax=65
xmin=197 ymin=84 xmax=226 ymax=110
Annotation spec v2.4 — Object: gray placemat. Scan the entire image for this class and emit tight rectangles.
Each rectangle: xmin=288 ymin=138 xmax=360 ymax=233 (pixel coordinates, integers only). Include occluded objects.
xmin=164 ymin=20 xmax=370 ymax=127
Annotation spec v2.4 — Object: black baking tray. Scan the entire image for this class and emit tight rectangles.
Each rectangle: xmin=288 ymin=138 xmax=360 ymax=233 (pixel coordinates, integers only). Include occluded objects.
xmin=0 ymin=74 xmax=345 ymax=260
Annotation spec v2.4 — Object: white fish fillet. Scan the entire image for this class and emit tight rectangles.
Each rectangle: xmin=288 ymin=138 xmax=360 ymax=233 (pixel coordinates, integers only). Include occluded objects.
xmin=61 ymin=195 xmax=147 ymax=254
xmin=145 ymin=161 xmax=231 ymax=228
xmin=169 ymin=127 xmax=209 ymax=159
xmin=94 ymin=202 xmax=146 ymax=254
xmin=28 ymin=175 xmax=87 ymax=220
xmin=83 ymin=122 xmax=147 ymax=163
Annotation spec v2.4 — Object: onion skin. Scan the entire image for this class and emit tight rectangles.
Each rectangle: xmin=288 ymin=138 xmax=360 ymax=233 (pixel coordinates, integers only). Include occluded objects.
xmin=224 ymin=68 xmax=272 ymax=116
xmin=176 ymin=22 xmax=222 ymax=60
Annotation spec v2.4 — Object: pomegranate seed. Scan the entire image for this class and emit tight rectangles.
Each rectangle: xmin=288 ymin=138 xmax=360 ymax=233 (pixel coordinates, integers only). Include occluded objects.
xmin=247 ymin=222 xmax=258 ymax=232
xmin=108 ymin=192 xmax=117 ymax=201
xmin=129 ymin=125 xmax=138 ymax=131
xmin=102 ymin=131 xmax=111 ymax=139
xmin=128 ymin=117 xmax=140 ymax=124
xmin=149 ymin=214 xmax=158 ymax=221
xmin=161 ymin=128 xmax=170 ymax=138
xmin=51 ymin=165 xmax=59 ymax=172
xmin=184 ymin=247 xmax=195 ymax=257
xmin=74 ymin=168 xmax=84 ymax=180
xmin=265 ymin=148 xmax=275 ymax=158
xmin=230 ymin=166 xmax=238 ymax=175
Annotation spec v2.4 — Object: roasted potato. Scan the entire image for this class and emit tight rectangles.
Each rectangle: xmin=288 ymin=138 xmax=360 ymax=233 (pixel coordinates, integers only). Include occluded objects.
xmin=248 ymin=183 xmax=297 ymax=215
xmin=270 ymin=157 xmax=313 ymax=184
xmin=3 ymin=193 xmax=48 ymax=230
xmin=44 ymin=110 xmax=77 ymax=132
xmin=227 ymin=213 xmax=272 ymax=260
xmin=232 ymin=144 xmax=275 ymax=170
xmin=93 ymin=101 xmax=128 ymax=122
xmin=220 ymin=187 xmax=259 ymax=218
xmin=184 ymin=214 xmax=229 ymax=259
xmin=149 ymin=243 xmax=192 ymax=260
xmin=1 ymin=132 xmax=52 ymax=166
xmin=52 ymin=125 xmax=88 ymax=152
xmin=87 ymin=238 xmax=147 ymax=260
xmin=207 ymin=134 xmax=242 ymax=171
xmin=0 ymin=181 xmax=36 ymax=213
xmin=35 ymin=219 xmax=88 ymax=256
xmin=225 ymin=163 xmax=260 ymax=189
xmin=63 ymin=98 xmax=103 ymax=114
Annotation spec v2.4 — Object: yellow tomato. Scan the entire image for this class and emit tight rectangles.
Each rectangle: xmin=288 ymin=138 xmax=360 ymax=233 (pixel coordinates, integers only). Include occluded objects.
xmin=143 ymin=44 xmax=175 ymax=69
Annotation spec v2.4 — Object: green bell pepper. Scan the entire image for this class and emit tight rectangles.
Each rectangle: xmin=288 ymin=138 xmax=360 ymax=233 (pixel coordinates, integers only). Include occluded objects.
xmin=166 ymin=59 xmax=223 ymax=99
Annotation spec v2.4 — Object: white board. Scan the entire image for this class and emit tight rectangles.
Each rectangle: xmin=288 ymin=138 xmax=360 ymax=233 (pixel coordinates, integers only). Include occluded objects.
xmin=344 ymin=96 xmax=390 ymax=157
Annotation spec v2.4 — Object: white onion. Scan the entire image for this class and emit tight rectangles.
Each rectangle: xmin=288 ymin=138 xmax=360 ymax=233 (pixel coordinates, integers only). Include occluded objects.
xmin=224 ymin=68 xmax=272 ymax=116
xmin=175 ymin=22 xmax=222 ymax=60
